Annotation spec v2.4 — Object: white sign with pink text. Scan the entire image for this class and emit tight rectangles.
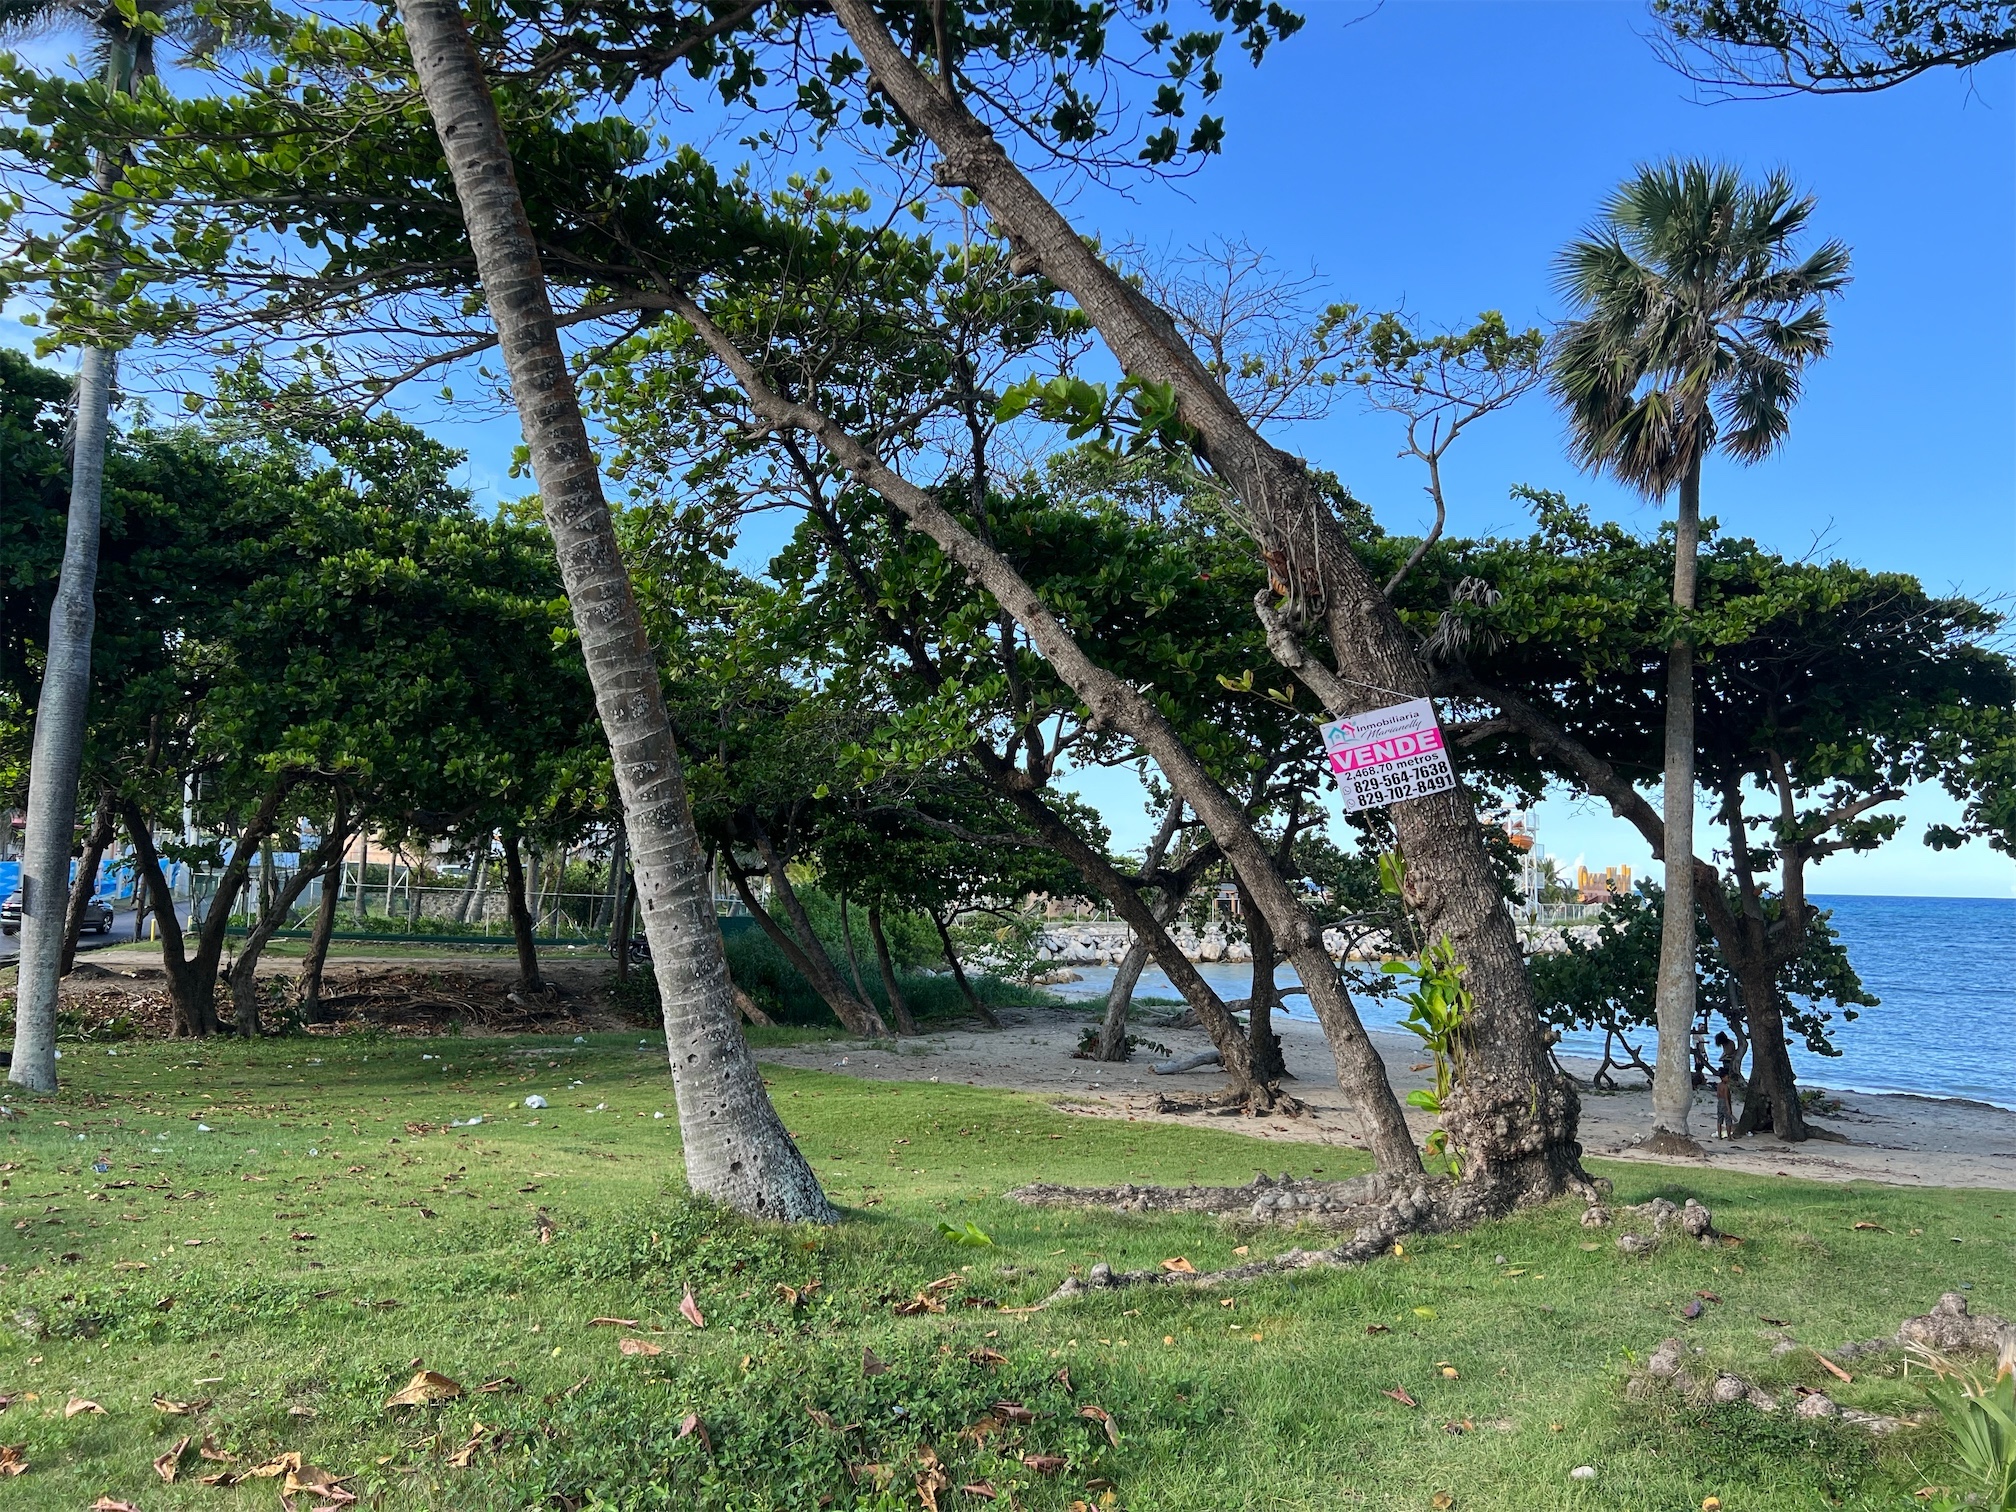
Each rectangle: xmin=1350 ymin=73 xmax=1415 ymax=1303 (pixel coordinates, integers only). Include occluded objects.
xmin=1319 ymin=698 xmax=1456 ymax=813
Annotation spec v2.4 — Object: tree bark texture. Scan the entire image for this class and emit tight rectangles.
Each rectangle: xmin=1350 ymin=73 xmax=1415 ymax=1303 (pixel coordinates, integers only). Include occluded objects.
xmin=824 ymin=0 xmax=1575 ymax=1203
xmin=9 ymin=346 xmax=115 ymax=1093
xmin=1652 ymin=456 xmax=1704 ymax=1143
xmin=674 ymin=292 xmax=1419 ymax=1174
xmin=868 ymin=904 xmax=918 ymax=1034
xmin=400 ymin=0 xmax=833 ymax=1225
xmin=59 ymin=797 xmax=117 ymax=976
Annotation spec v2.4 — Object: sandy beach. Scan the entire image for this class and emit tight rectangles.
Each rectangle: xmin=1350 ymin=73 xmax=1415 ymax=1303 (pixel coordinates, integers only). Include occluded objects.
xmin=756 ymin=1004 xmax=2016 ymax=1191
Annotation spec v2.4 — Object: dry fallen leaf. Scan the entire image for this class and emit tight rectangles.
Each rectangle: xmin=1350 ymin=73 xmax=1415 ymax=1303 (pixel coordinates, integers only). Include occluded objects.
xmin=89 ymin=1499 xmax=142 ymax=1512
xmin=1851 ymin=1221 xmax=1890 ymax=1232
xmin=1078 ymin=1404 xmax=1120 ymax=1447
xmin=1814 ymin=1352 xmax=1854 ymax=1384
xmin=197 ymin=1436 xmax=236 ymax=1463
xmin=1381 ymin=1388 xmax=1418 ymax=1408
xmin=1365 ymin=1324 xmax=1391 ymax=1336
xmin=959 ymin=1482 xmax=998 ymax=1500
xmin=1019 ymin=1453 xmax=1067 ymax=1475
xmin=112 ymin=1261 xmax=149 ymax=1272
xmin=0 ymin=1445 xmax=24 ymax=1477
xmin=1159 ymin=1256 xmax=1197 ymax=1274
xmin=155 ymin=1435 xmax=192 ymax=1482
xmin=588 ymin=1317 xmax=640 ymax=1330
xmin=916 ymin=1445 xmax=951 ymax=1512
xmin=861 ymin=1347 xmax=889 ymax=1377
xmin=1432 ymin=1494 xmax=1455 ymax=1511
xmin=444 ymin=1421 xmax=489 ymax=1469
xmin=618 ymin=1337 xmax=664 ymax=1357
xmin=1054 ymin=1366 xmax=1072 ymax=1393
xmin=245 ymin=1451 xmax=303 ymax=1480
xmin=283 ymin=1463 xmax=355 ymax=1502
xmin=151 ymin=1394 xmax=208 ymax=1416
xmin=967 ymin=1348 xmax=1007 ymax=1367
xmin=1233 ymin=1245 xmax=1250 ymax=1256
xmin=65 ymin=1397 xmax=106 ymax=1418
xmin=385 ymin=1370 xmax=463 ymax=1409
xmin=677 ymin=1413 xmax=711 ymax=1455
xmin=474 ymin=1377 xmax=519 ymax=1395
xmin=680 ymin=1287 xmax=707 ymax=1329
xmin=991 ymin=1401 xmax=1036 ymax=1424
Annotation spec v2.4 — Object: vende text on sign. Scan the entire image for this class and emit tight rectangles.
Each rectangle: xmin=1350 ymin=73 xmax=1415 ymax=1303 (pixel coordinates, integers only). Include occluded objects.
xmin=1319 ymin=698 xmax=1457 ymax=813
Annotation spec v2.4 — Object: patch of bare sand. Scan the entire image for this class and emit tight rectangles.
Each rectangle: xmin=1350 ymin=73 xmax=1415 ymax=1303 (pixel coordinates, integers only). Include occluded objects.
xmin=756 ymin=1005 xmax=2016 ymax=1192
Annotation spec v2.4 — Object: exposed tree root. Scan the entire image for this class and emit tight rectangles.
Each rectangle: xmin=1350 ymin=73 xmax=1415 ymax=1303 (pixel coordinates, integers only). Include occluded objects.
xmin=1141 ymin=1084 xmax=1308 ymax=1119
xmin=1628 ymin=1292 xmax=2016 ymax=1435
xmin=1008 ymin=1169 xmax=1612 ymax=1303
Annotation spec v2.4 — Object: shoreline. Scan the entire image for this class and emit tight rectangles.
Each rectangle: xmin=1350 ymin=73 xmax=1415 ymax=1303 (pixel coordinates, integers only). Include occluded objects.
xmin=755 ymin=1004 xmax=2016 ymax=1192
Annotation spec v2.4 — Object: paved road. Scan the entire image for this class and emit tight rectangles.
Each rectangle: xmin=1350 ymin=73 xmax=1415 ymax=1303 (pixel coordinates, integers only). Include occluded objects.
xmin=0 ymin=900 xmax=192 ymax=965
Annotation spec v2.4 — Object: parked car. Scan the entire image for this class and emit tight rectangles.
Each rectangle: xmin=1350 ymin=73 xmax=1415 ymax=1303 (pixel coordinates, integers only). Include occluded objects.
xmin=1 ymin=892 xmax=115 ymax=936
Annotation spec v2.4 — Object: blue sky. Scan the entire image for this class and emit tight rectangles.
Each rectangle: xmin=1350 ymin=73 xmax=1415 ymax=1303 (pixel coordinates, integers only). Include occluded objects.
xmin=8 ymin=2 xmax=2009 ymax=895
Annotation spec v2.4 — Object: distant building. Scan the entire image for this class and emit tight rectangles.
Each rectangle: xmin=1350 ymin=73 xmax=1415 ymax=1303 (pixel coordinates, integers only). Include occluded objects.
xmin=1576 ymin=864 xmax=1633 ymax=904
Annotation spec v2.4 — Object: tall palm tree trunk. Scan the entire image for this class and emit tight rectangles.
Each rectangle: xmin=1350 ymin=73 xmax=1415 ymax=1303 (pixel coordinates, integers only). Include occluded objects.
xmin=396 ymin=0 xmax=834 ymax=1222
xmin=8 ymin=344 xmax=115 ymax=1093
xmin=1651 ymin=456 xmax=1703 ymax=1145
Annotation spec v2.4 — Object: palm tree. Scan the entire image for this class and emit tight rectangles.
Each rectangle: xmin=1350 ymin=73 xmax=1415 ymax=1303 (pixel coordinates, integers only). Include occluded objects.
xmin=1549 ymin=161 xmax=1848 ymax=1147
xmin=1 ymin=0 xmax=211 ymax=1092
xmin=395 ymin=0 xmax=837 ymax=1222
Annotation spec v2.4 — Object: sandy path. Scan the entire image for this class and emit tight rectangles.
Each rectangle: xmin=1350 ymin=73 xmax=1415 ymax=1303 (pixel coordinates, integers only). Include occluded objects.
xmin=757 ymin=1006 xmax=2016 ymax=1192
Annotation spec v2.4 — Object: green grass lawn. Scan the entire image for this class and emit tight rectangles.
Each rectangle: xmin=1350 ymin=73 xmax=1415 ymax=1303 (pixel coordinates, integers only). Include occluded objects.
xmin=0 ymin=1031 xmax=2008 ymax=1510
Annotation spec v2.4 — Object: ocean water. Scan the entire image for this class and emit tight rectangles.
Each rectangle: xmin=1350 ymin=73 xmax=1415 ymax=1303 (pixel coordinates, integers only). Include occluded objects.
xmin=1047 ymin=894 xmax=2016 ymax=1109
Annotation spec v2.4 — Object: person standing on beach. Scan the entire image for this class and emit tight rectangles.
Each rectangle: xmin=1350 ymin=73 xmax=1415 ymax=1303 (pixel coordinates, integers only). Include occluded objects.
xmin=1714 ymin=1032 xmax=1740 ymax=1139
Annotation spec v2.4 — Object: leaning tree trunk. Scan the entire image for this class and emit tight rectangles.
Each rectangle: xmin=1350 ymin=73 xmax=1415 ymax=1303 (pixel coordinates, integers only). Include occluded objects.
xmin=398 ymin=0 xmax=835 ymax=1222
xmin=1650 ymin=455 xmax=1704 ymax=1148
xmin=748 ymin=826 xmax=887 ymax=1035
xmin=228 ymin=834 xmax=338 ymax=1037
xmin=58 ymin=797 xmax=116 ymax=976
xmin=677 ymin=295 xmax=1418 ymax=1174
xmin=500 ymin=834 xmax=546 ymax=994
xmin=1095 ymin=936 xmax=1154 ymax=1063
xmin=930 ymin=909 xmax=1001 ymax=1029
xmin=298 ymin=801 xmax=351 ymax=1025
xmin=868 ymin=904 xmax=918 ymax=1035
xmin=8 ymin=346 xmax=115 ymax=1094
xmin=823 ymin=0 xmax=1573 ymax=1202
xmin=1095 ymin=798 xmax=1184 ymax=1063
xmin=986 ymin=769 xmax=1266 ymax=1095
xmin=122 ymin=803 xmax=210 ymax=1037
xmin=838 ymin=892 xmax=871 ymax=1002
xmin=722 ymin=854 xmax=886 ymax=1036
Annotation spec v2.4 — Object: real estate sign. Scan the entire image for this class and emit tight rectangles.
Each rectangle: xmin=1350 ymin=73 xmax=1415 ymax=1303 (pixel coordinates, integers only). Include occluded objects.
xmin=1319 ymin=698 xmax=1457 ymax=813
